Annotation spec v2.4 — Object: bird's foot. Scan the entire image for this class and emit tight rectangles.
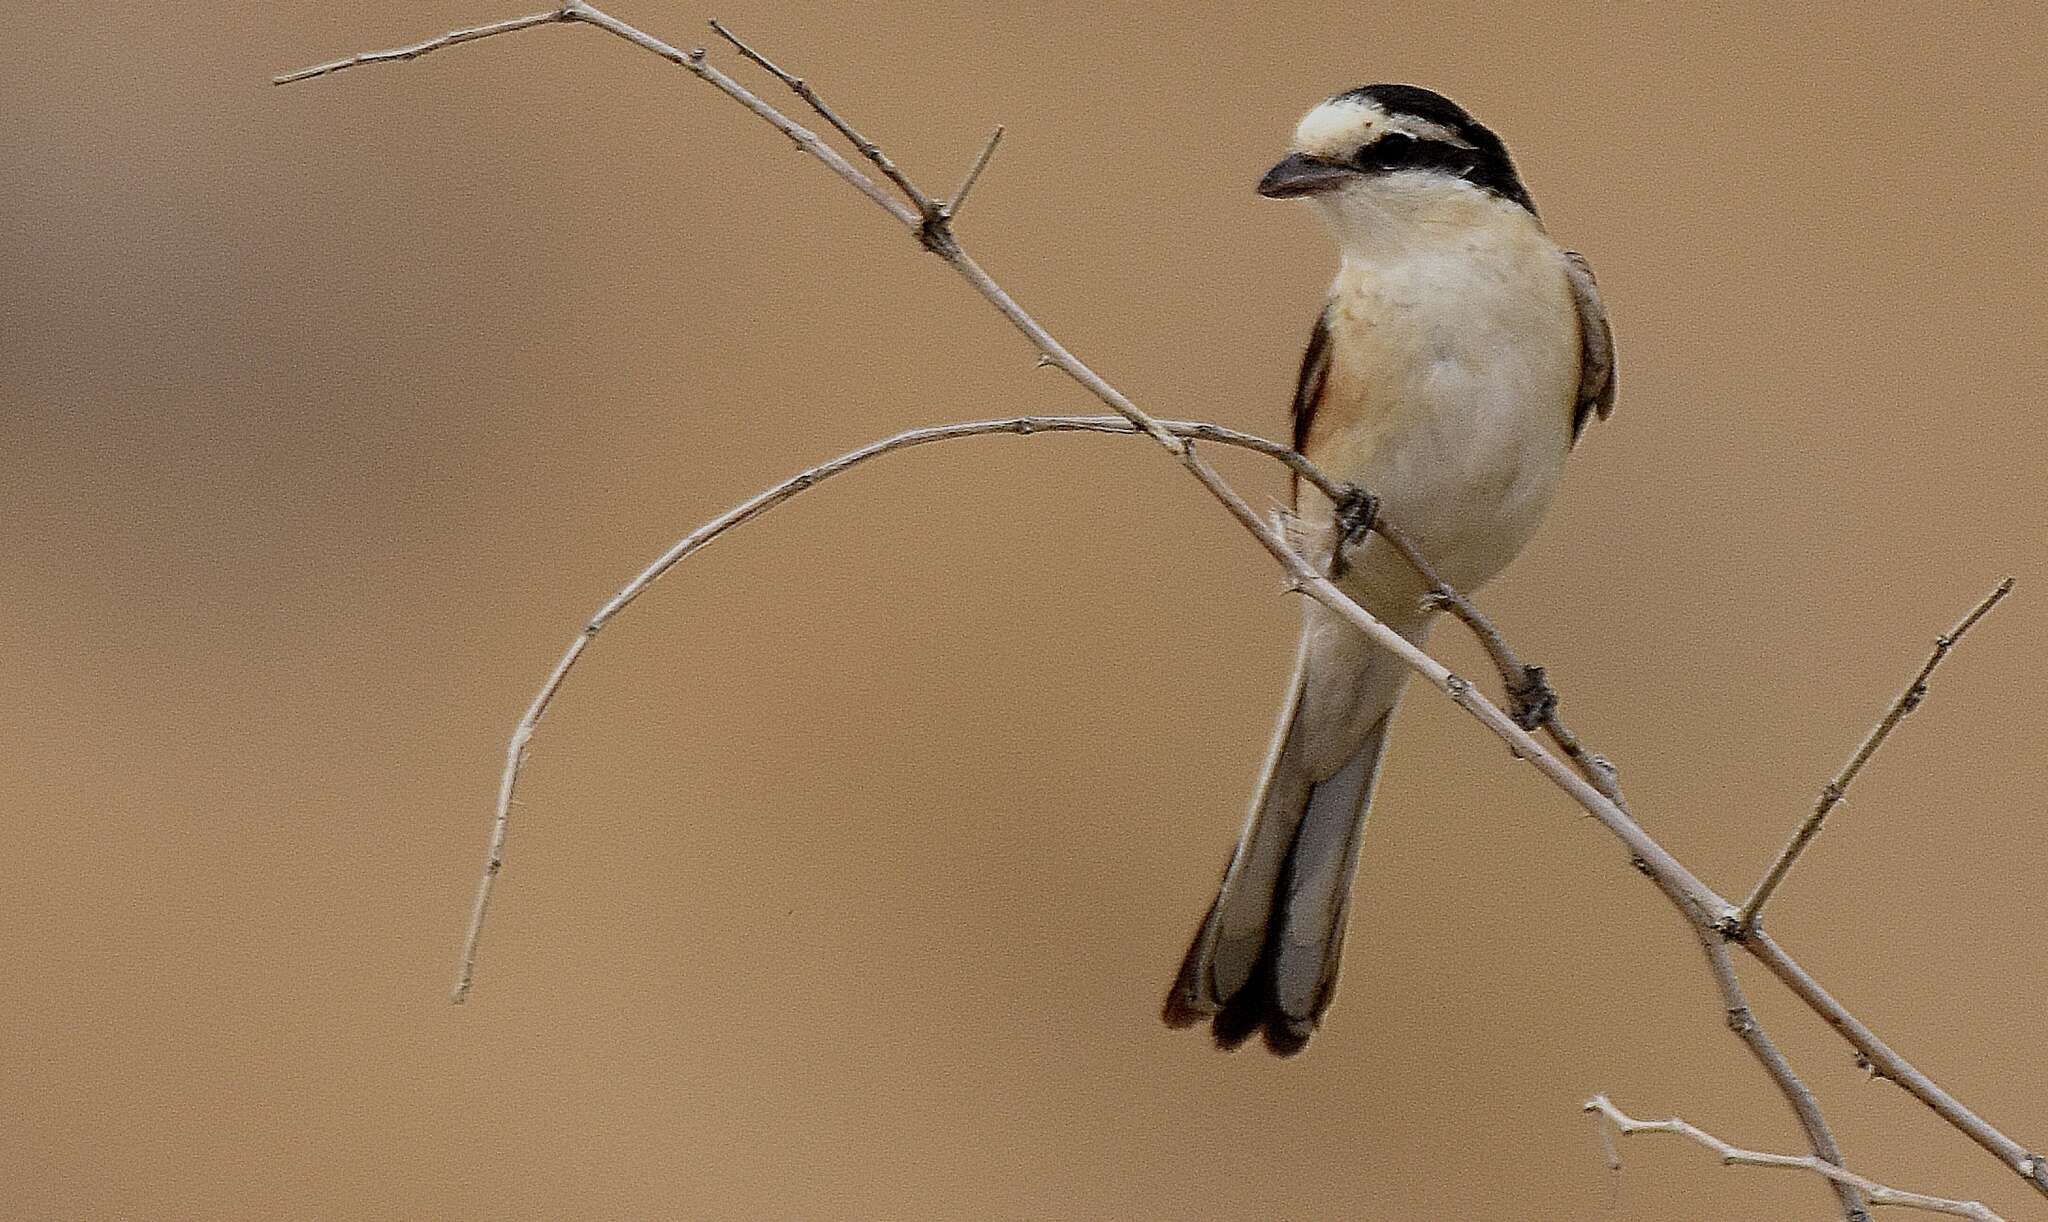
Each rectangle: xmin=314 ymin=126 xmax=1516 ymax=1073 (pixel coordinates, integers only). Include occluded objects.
xmin=1327 ymin=485 xmax=1379 ymax=578
xmin=1506 ymin=663 xmax=1558 ymax=730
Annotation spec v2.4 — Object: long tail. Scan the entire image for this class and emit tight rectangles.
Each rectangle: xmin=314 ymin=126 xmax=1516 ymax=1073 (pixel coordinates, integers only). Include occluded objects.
xmin=1163 ymin=626 xmax=1405 ymax=1055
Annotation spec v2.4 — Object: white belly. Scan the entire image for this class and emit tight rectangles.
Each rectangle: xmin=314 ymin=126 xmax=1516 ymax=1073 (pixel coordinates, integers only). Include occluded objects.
xmin=1305 ymin=235 xmax=1580 ymax=612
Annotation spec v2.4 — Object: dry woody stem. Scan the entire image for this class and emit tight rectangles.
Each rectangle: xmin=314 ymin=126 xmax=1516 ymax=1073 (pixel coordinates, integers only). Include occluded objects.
xmin=1585 ymin=1096 xmax=2005 ymax=1220
xmin=1735 ymin=577 xmax=2014 ymax=930
xmin=278 ymin=10 xmax=2043 ymax=1218
xmin=1695 ymin=930 xmax=1869 ymax=1220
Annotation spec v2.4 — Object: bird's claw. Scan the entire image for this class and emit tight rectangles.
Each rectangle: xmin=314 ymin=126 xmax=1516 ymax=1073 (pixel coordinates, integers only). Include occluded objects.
xmin=1506 ymin=663 xmax=1558 ymax=730
xmin=1328 ymin=485 xmax=1379 ymax=578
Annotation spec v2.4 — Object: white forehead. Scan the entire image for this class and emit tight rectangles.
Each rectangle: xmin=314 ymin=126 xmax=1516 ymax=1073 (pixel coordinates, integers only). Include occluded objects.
xmin=1291 ymin=97 xmax=1473 ymax=159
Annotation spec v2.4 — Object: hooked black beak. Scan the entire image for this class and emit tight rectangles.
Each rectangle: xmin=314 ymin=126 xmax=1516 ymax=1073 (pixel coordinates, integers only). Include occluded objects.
xmin=1257 ymin=152 xmax=1355 ymax=198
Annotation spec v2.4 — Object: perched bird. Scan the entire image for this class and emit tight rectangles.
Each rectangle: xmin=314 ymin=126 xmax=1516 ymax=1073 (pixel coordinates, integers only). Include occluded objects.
xmin=1162 ymin=84 xmax=1616 ymax=1054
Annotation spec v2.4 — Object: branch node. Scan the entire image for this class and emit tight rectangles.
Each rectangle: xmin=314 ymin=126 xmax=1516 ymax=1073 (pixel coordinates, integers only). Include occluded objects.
xmin=1900 ymin=680 xmax=1929 ymax=714
xmin=2019 ymin=1155 xmax=2048 ymax=1191
xmin=915 ymin=205 xmax=961 ymax=257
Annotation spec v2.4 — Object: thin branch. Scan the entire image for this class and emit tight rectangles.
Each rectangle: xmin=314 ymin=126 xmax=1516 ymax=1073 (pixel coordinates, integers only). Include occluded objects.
xmin=1372 ymin=522 xmax=1625 ymax=806
xmin=1747 ymin=930 xmax=2048 ymax=1195
xmin=942 ymin=125 xmax=1004 ymax=221
xmin=1736 ymin=577 xmax=2014 ymax=930
xmin=1696 ymin=930 xmax=1869 ymax=1220
xmin=454 ymin=413 xmax=1380 ymax=1002
xmin=270 ymin=8 xmax=566 ymax=84
xmin=1585 ymin=1095 xmax=2003 ymax=1220
xmin=275 ymin=4 xmax=924 ymax=226
xmin=706 ymin=17 xmax=938 ymax=218
xmin=281 ymin=13 xmax=2048 ymax=1208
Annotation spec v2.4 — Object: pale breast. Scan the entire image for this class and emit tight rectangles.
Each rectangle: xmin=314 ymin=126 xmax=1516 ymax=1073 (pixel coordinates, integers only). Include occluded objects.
xmin=1307 ymin=215 xmax=1581 ymax=599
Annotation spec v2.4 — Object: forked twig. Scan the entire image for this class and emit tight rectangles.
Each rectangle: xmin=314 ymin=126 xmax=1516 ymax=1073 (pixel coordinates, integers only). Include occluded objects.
xmin=1695 ymin=931 xmax=1868 ymax=1220
xmin=1735 ymin=577 xmax=2013 ymax=930
xmin=1747 ymin=928 xmax=2048 ymax=1194
xmin=706 ymin=18 xmax=937 ymax=219
xmin=1586 ymin=1095 xmax=2003 ymax=1220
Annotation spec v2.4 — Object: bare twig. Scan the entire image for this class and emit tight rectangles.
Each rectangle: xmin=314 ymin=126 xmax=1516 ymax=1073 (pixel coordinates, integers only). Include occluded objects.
xmin=1748 ymin=929 xmax=2048 ymax=1195
xmin=942 ymin=125 xmax=1004 ymax=222
xmin=1696 ymin=930 xmax=1869 ymax=1220
xmin=1736 ymin=578 xmax=2014 ymax=930
xmin=1372 ymin=522 xmax=1624 ymax=806
xmin=269 ymin=8 xmax=566 ymax=85
xmin=1585 ymin=1095 xmax=2003 ymax=1220
xmin=279 ymin=13 xmax=2046 ymax=1212
xmin=706 ymin=17 xmax=939 ymax=219
xmin=275 ymin=3 xmax=926 ymax=226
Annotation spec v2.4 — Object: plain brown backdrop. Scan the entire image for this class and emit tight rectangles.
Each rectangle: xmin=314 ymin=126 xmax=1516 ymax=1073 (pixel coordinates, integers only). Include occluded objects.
xmin=5 ymin=1 xmax=2045 ymax=1218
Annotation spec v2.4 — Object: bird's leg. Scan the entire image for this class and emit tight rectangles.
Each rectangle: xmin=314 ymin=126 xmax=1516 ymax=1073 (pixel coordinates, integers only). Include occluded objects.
xmin=1327 ymin=484 xmax=1379 ymax=578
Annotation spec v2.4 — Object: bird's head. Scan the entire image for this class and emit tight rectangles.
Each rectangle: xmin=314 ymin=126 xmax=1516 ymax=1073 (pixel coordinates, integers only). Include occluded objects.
xmin=1259 ymin=84 xmax=1536 ymax=244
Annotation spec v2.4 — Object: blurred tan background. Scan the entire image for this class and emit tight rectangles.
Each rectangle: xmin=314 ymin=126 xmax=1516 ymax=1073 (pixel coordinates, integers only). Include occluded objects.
xmin=5 ymin=1 xmax=2045 ymax=1217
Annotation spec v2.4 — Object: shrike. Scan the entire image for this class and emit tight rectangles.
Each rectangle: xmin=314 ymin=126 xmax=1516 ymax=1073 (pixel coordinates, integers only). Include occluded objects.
xmin=1163 ymin=84 xmax=1616 ymax=1054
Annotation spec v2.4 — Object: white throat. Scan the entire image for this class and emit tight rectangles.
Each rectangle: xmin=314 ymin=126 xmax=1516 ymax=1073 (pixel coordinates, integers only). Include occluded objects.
xmin=1307 ymin=172 xmax=1527 ymax=265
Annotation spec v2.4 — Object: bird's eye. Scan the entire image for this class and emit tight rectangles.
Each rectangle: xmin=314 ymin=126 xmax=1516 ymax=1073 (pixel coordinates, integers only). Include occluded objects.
xmin=1355 ymin=132 xmax=1419 ymax=169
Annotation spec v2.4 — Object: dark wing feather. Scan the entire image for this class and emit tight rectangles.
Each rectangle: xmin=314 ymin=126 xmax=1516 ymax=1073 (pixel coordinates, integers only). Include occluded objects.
xmin=1563 ymin=250 xmax=1617 ymax=440
xmin=1288 ymin=308 xmax=1333 ymax=507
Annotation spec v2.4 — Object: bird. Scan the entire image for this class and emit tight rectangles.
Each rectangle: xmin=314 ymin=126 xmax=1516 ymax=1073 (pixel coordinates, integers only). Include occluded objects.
xmin=1161 ymin=83 xmax=1616 ymax=1055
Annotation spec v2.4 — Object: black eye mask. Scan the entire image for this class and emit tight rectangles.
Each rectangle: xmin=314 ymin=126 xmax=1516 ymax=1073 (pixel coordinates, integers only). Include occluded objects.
xmin=1350 ymin=130 xmax=1534 ymax=214
xmin=1354 ymin=132 xmax=1471 ymax=175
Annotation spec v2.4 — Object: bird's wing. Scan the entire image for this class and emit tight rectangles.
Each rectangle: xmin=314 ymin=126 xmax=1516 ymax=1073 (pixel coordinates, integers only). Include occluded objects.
xmin=1563 ymin=249 xmax=1617 ymax=439
xmin=1288 ymin=307 xmax=1333 ymax=507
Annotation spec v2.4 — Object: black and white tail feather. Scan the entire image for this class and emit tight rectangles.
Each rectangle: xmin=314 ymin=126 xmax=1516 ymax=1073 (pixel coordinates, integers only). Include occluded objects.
xmin=1161 ymin=603 xmax=1413 ymax=1054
